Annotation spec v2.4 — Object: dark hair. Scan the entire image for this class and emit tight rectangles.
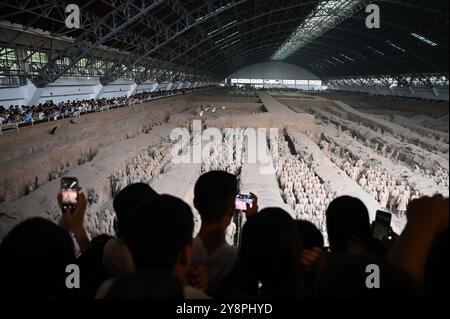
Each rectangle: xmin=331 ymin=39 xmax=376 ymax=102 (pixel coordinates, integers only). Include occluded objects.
xmin=0 ymin=218 xmax=75 ymax=298
xmin=233 ymin=208 xmax=300 ymax=298
xmin=194 ymin=171 xmax=237 ymax=224
xmin=326 ymin=196 xmax=372 ymax=255
xmin=104 ymin=270 xmax=184 ymax=299
xmin=296 ymin=220 xmax=324 ymax=250
xmin=113 ymin=183 xmax=158 ymax=237
xmin=123 ymin=195 xmax=194 ymax=270
xmin=76 ymin=234 xmax=114 ymax=298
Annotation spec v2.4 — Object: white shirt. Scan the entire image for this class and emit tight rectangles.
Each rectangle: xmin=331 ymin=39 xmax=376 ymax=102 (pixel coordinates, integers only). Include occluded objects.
xmin=191 ymin=237 xmax=238 ymax=294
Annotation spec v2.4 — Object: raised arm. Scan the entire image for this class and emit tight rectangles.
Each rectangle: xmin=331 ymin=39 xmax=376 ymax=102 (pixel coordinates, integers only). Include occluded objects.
xmin=388 ymin=195 xmax=449 ymax=284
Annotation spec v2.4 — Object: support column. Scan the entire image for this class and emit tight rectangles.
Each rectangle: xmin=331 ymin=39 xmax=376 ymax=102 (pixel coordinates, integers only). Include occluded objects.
xmin=24 ymin=81 xmax=43 ymax=106
xmin=128 ymin=83 xmax=138 ymax=97
xmin=94 ymin=83 xmax=105 ymax=99
xmin=431 ymin=87 xmax=439 ymax=97
xmin=151 ymin=83 xmax=159 ymax=92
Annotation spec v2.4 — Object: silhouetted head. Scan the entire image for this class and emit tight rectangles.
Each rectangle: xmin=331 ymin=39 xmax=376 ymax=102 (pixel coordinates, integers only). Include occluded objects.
xmin=194 ymin=171 xmax=237 ymax=229
xmin=326 ymin=196 xmax=372 ymax=255
xmin=236 ymin=208 xmax=300 ymax=298
xmin=0 ymin=217 xmax=75 ymax=298
xmin=123 ymin=195 xmax=194 ymax=279
xmin=113 ymin=183 xmax=158 ymax=237
xmin=296 ymin=219 xmax=324 ymax=250
xmin=104 ymin=270 xmax=184 ymax=299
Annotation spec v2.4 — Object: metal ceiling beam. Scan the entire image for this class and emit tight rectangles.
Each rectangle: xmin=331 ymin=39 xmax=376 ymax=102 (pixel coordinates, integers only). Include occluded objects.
xmin=105 ymin=0 xmax=251 ymax=79
xmin=171 ymin=0 xmax=318 ymax=66
xmin=205 ymin=44 xmax=330 ymax=79
xmin=19 ymin=0 xmax=165 ymax=86
xmin=199 ymin=15 xmax=445 ymax=78
xmin=164 ymin=0 xmax=448 ymax=70
xmin=0 ymin=0 xmax=447 ymax=83
xmin=0 ymin=0 xmax=219 ymax=84
xmin=198 ymin=30 xmax=393 ymax=76
xmin=101 ymin=0 xmax=225 ymax=84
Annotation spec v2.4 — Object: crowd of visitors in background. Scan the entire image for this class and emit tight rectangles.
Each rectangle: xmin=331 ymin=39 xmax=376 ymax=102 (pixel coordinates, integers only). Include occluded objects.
xmin=0 ymin=88 xmax=197 ymax=127
xmin=326 ymin=89 xmax=449 ymax=106
xmin=0 ymin=170 xmax=447 ymax=299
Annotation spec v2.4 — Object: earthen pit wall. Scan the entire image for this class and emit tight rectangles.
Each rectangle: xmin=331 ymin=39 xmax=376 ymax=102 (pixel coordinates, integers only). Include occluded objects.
xmin=312 ymin=92 xmax=449 ymax=118
xmin=276 ymin=98 xmax=337 ymax=112
xmin=318 ymin=124 xmax=448 ymax=197
xmin=178 ymin=93 xmax=316 ymax=132
xmin=0 ymin=97 xmax=189 ymax=201
xmin=183 ymin=101 xmax=264 ymax=114
xmin=169 ymin=113 xmax=315 ymax=133
xmin=188 ymin=96 xmax=261 ymax=104
xmin=275 ymin=97 xmax=352 ymax=119
xmin=315 ymin=108 xmax=449 ymax=171
xmin=331 ymin=101 xmax=449 ymax=155
xmin=0 ymin=125 xmax=175 ymax=241
xmin=279 ymin=98 xmax=449 ymax=158
xmin=393 ymin=115 xmax=449 ymax=143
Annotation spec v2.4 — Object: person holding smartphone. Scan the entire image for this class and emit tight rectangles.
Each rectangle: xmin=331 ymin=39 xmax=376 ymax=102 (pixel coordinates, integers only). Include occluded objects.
xmin=191 ymin=171 xmax=258 ymax=296
xmin=58 ymin=177 xmax=92 ymax=254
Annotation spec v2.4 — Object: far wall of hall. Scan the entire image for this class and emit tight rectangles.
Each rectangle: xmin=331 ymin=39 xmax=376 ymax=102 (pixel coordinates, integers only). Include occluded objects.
xmin=227 ymin=61 xmax=325 ymax=90
xmin=0 ymin=77 xmax=216 ymax=108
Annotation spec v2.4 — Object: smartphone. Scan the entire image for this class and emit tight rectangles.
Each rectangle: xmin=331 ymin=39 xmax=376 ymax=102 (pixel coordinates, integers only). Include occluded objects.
xmin=61 ymin=177 xmax=79 ymax=211
xmin=372 ymin=210 xmax=392 ymax=242
xmin=235 ymin=194 xmax=254 ymax=211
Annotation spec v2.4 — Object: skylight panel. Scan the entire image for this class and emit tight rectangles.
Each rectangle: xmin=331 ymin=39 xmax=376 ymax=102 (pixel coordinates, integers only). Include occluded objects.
xmin=411 ymin=33 xmax=438 ymax=47
xmin=324 ymin=58 xmax=337 ymax=66
xmin=227 ymin=31 xmax=239 ymax=38
xmin=221 ymin=39 xmax=240 ymax=50
xmin=207 ymin=20 xmax=237 ymax=36
xmin=331 ymin=56 xmax=345 ymax=64
xmin=272 ymin=0 xmax=366 ymax=60
xmin=340 ymin=53 xmax=355 ymax=62
xmin=367 ymin=46 xmax=385 ymax=56
xmin=197 ymin=3 xmax=232 ymax=22
xmin=386 ymin=40 xmax=406 ymax=52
